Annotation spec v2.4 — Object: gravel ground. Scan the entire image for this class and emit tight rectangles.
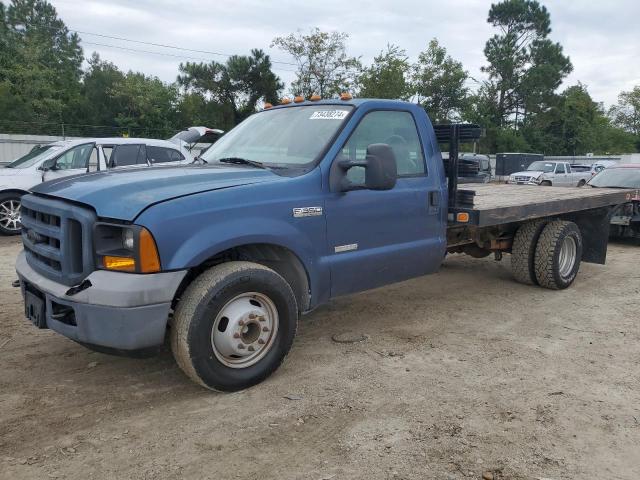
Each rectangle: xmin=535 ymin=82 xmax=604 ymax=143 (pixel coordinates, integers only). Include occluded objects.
xmin=0 ymin=235 xmax=639 ymax=480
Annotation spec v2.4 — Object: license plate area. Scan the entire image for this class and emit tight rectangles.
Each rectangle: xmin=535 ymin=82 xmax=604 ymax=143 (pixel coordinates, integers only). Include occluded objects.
xmin=24 ymin=289 xmax=47 ymax=329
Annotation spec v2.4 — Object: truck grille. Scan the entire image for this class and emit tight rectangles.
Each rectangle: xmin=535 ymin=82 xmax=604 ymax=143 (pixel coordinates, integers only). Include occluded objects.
xmin=514 ymin=176 xmax=532 ymax=183
xmin=21 ymin=194 xmax=97 ymax=286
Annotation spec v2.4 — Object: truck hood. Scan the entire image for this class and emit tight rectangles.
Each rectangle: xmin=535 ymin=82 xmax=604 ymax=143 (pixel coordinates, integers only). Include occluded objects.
xmin=31 ymin=165 xmax=279 ymax=220
xmin=512 ymin=170 xmax=543 ymax=177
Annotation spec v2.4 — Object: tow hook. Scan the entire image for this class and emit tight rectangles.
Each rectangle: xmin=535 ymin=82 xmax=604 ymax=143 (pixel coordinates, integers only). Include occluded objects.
xmin=65 ymin=279 xmax=92 ymax=296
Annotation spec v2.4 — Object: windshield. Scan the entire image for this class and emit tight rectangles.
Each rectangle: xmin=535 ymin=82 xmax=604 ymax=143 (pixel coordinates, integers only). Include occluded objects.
xmin=201 ymin=105 xmax=353 ymax=170
xmin=6 ymin=144 xmax=60 ymax=169
xmin=527 ymin=161 xmax=555 ymax=173
xmin=588 ymin=168 xmax=640 ymax=188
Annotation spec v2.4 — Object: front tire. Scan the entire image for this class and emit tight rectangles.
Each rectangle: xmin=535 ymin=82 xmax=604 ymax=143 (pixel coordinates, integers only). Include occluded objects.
xmin=0 ymin=193 xmax=23 ymax=235
xmin=534 ymin=220 xmax=583 ymax=290
xmin=171 ymin=261 xmax=298 ymax=391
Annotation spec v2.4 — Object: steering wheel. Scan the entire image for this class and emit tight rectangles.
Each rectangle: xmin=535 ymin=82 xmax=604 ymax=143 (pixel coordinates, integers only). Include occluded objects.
xmin=384 ymin=135 xmax=419 ymax=174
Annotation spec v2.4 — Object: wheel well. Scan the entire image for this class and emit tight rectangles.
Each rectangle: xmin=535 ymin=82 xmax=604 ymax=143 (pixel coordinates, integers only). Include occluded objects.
xmin=173 ymin=243 xmax=311 ymax=313
xmin=0 ymin=189 xmax=29 ymax=198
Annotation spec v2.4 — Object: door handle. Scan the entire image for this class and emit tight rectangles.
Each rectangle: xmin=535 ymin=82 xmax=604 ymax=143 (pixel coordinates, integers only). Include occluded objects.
xmin=429 ymin=191 xmax=440 ymax=207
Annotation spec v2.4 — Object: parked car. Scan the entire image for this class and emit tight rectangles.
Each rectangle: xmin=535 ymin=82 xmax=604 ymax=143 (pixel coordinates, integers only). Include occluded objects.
xmin=588 ymin=164 xmax=640 ymax=239
xmin=441 ymin=152 xmax=492 ymax=183
xmin=0 ymin=137 xmax=195 ymax=235
xmin=589 ymin=160 xmax=618 ymax=176
xmin=507 ymin=161 xmax=592 ymax=187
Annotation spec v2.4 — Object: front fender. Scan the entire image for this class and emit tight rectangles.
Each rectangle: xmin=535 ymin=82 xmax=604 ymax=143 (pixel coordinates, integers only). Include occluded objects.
xmin=133 ymin=172 xmax=329 ymax=306
xmin=168 ymin=216 xmax=319 ymax=275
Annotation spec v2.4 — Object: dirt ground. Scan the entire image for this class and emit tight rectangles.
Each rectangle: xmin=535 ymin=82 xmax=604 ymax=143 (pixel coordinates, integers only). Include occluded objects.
xmin=1 ymin=235 xmax=639 ymax=480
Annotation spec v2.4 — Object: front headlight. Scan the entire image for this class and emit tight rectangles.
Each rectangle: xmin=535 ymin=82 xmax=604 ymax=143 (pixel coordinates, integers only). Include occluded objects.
xmin=122 ymin=228 xmax=135 ymax=250
xmin=94 ymin=223 xmax=161 ymax=273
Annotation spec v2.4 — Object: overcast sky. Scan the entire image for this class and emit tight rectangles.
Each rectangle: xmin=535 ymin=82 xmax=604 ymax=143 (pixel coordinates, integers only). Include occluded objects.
xmin=52 ymin=0 xmax=639 ymax=107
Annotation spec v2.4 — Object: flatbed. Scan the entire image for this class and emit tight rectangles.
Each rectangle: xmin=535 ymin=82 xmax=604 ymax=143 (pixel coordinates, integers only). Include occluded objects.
xmin=449 ymin=184 xmax=633 ymax=227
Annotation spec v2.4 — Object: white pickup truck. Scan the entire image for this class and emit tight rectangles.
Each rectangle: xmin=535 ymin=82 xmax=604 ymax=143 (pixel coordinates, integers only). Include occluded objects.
xmin=508 ymin=161 xmax=592 ymax=187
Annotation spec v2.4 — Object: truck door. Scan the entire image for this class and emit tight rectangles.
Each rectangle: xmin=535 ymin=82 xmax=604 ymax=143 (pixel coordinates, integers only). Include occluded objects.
xmin=555 ymin=162 xmax=569 ymax=186
xmin=324 ymin=109 xmax=446 ymax=297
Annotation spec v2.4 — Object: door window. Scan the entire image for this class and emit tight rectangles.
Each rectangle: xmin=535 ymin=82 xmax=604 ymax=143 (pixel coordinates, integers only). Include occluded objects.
xmin=339 ymin=110 xmax=425 ymax=182
xmin=55 ymin=143 xmax=93 ymax=170
xmin=110 ymin=144 xmax=147 ymax=167
xmin=555 ymin=163 xmax=566 ymax=174
xmin=147 ymin=146 xmax=185 ymax=164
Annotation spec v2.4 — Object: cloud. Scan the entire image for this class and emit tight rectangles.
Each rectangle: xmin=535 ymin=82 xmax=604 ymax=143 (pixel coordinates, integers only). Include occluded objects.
xmin=52 ymin=0 xmax=639 ymax=106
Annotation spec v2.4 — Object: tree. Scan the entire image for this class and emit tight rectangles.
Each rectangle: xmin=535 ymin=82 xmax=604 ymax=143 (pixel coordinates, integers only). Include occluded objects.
xmin=108 ymin=72 xmax=179 ymax=138
xmin=178 ymin=49 xmax=282 ymax=128
xmin=77 ymin=53 xmax=125 ymax=127
xmin=272 ymin=28 xmax=360 ymax=98
xmin=525 ymin=84 xmax=636 ymax=155
xmin=481 ymin=0 xmax=572 ymax=128
xmin=609 ymin=86 xmax=640 ymax=137
xmin=411 ymin=39 xmax=469 ymax=123
xmin=357 ymin=44 xmax=411 ymax=100
xmin=0 ymin=0 xmax=83 ymax=127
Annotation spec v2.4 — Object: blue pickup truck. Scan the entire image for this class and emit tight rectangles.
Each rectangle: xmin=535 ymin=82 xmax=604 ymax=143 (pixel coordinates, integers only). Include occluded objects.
xmin=15 ymin=98 xmax=632 ymax=391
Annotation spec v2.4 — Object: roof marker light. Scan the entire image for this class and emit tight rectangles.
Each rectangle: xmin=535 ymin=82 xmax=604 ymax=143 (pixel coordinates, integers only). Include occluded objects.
xmin=263 ymin=102 xmax=273 ymax=109
xmin=294 ymin=95 xmax=304 ymax=103
xmin=280 ymin=97 xmax=292 ymax=105
xmin=340 ymin=92 xmax=353 ymax=101
xmin=310 ymin=94 xmax=321 ymax=101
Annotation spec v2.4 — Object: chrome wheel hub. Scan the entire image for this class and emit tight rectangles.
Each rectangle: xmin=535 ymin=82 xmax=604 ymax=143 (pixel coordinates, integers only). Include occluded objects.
xmin=211 ymin=292 xmax=278 ymax=369
xmin=0 ymin=200 xmax=21 ymax=232
xmin=558 ymin=236 xmax=577 ymax=278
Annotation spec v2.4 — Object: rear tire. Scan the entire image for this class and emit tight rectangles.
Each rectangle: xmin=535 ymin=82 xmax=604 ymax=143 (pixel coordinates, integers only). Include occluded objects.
xmin=0 ymin=193 xmax=23 ymax=235
xmin=171 ymin=261 xmax=298 ymax=391
xmin=534 ymin=220 xmax=582 ymax=290
xmin=511 ymin=219 xmax=548 ymax=285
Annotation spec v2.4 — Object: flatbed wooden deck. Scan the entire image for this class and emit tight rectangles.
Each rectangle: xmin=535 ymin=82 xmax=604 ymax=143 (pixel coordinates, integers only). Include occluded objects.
xmin=450 ymin=184 xmax=634 ymax=227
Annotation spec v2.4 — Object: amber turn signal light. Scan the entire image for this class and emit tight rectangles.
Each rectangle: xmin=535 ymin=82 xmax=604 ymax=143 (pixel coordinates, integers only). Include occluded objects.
xmin=103 ymin=256 xmax=136 ymax=272
xmin=456 ymin=212 xmax=470 ymax=223
xmin=139 ymin=227 xmax=161 ymax=273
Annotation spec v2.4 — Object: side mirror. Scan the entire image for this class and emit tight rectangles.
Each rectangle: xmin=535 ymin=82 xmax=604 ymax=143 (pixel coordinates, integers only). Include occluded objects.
xmin=339 ymin=143 xmax=397 ymax=192
xmin=39 ymin=158 xmax=56 ymax=171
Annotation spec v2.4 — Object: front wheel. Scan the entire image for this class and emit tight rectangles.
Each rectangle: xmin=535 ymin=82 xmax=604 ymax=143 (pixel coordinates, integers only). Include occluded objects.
xmin=0 ymin=193 xmax=23 ymax=235
xmin=171 ymin=261 xmax=298 ymax=391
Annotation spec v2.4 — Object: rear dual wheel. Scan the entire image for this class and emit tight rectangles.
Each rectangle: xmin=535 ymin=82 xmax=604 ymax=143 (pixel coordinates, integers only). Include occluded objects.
xmin=171 ymin=261 xmax=298 ymax=392
xmin=511 ymin=220 xmax=582 ymax=290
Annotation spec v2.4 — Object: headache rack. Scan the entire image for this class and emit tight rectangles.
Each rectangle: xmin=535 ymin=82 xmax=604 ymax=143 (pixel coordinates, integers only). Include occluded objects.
xmin=433 ymin=123 xmax=483 ymax=208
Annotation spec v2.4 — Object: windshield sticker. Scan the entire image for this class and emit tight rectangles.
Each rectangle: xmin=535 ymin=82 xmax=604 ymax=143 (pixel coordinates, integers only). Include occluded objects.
xmin=309 ymin=110 xmax=349 ymax=120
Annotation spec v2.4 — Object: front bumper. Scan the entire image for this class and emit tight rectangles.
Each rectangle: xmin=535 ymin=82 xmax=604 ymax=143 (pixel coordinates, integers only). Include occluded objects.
xmin=16 ymin=251 xmax=187 ymax=352
xmin=507 ymin=179 xmax=540 ymax=185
